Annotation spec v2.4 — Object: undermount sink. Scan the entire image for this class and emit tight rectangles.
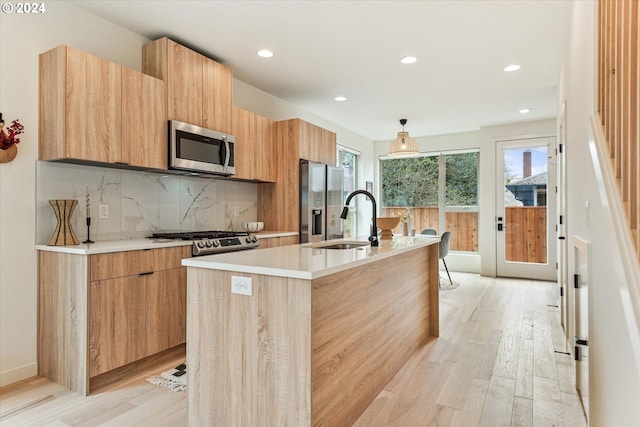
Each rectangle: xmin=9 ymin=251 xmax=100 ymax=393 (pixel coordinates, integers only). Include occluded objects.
xmin=309 ymin=241 xmax=370 ymax=250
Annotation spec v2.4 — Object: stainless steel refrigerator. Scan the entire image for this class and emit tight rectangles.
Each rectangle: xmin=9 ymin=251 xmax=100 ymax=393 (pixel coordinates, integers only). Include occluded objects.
xmin=299 ymin=159 xmax=344 ymax=243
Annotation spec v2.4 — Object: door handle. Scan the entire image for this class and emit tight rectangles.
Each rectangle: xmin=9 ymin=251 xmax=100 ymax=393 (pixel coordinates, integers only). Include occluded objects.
xmin=497 ymin=223 xmax=503 ymax=231
xmin=574 ymin=336 xmax=589 ymax=346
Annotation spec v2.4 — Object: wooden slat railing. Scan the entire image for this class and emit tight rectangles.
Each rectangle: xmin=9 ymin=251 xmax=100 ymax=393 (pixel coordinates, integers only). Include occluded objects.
xmin=598 ymin=0 xmax=640 ymax=253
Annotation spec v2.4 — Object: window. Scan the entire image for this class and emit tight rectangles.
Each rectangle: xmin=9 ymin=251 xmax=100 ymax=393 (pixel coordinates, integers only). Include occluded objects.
xmin=380 ymin=150 xmax=479 ymax=252
xmin=338 ymin=146 xmax=358 ymax=238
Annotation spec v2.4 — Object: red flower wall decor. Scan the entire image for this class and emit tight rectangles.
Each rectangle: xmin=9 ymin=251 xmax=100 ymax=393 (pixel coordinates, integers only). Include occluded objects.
xmin=0 ymin=116 xmax=24 ymax=150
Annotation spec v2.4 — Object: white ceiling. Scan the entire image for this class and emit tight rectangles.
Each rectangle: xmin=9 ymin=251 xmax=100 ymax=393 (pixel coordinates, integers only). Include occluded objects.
xmin=71 ymin=0 xmax=573 ymax=141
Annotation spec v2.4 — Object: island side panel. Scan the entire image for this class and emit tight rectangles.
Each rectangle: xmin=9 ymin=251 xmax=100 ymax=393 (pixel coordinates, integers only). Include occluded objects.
xmin=310 ymin=243 xmax=438 ymax=427
xmin=187 ymin=267 xmax=311 ymax=427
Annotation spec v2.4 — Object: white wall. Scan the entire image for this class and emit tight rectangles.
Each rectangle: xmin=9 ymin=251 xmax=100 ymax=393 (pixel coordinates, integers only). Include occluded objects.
xmin=372 ymin=119 xmax=556 ymax=275
xmin=560 ymin=1 xmax=640 ymax=424
xmin=0 ymin=1 xmax=376 ymax=386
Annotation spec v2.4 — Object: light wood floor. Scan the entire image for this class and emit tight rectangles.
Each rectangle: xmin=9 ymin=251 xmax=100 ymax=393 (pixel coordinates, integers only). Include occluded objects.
xmin=0 ymin=273 xmax=587 ymax=427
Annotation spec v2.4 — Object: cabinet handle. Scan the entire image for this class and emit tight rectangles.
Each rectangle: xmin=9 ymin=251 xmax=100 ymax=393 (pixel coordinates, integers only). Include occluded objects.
xmin=139 ymin=271 xmax=154 ymax=276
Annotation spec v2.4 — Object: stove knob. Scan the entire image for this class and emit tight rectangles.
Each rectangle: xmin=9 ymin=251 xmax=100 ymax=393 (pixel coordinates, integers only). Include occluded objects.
xmin=246 ymin=237 xmax=252 ymax=244
xmin=252 ymin=236 xmax=258 ymax=243
xmin=205 ymin=240 xmax=213 ymax=248
xmin=197 ymin=241 xmax=206 ymax=248
xmin=211 ymin=240 xmax=220 ymax=247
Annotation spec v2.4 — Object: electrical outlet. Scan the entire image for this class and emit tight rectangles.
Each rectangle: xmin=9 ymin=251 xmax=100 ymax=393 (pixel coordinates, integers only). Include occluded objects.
xmin=231 ymin=276 xmax=252 ymax=296
xmin=99 ymin=204 xmax=109 ymax=219
xmin=234 ymin=206 xmax=240 ymax=217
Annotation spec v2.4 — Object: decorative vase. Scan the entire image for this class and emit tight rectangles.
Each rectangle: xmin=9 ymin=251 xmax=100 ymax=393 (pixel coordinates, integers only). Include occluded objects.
xmin=0 ymin=145 xmax=17 ymax=163
xmin=401 ymin=222 xmax=408 ymax=236
xmin=376 ymin=216 xmax=400 ymax=240
xmin=48 ymin=199 xmax=80 ymax=246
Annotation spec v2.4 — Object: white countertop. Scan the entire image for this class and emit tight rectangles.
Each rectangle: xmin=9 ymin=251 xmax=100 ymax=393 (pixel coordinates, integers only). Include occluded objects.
xmin=182 ymin=235 xmax=440 ymax=280
xmin=35 ymin=231 xmax=297 ymax=255
xmin=35 ymin=238 xmax=192 ymax=255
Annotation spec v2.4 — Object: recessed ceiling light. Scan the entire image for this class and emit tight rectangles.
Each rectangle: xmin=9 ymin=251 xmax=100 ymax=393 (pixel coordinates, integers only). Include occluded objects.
xmin=400 ymin=56 xmax=417 ymax=64
xmin=334 ymin=96 xmax=347 ymax=102
xmin=257 ymin=49 xmax=274 ymax=58
xmin=504 ymin=64 xmax=521 ymax=72
xmin=519 ymin=108 xmax=531 ymax=114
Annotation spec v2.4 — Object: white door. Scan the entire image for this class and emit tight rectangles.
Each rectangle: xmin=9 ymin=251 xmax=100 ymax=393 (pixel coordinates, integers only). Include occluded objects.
xmin=496 ymin=138 xmax=557 ymax=280
xmin=573 ymin=236 xmax=590 ymax=422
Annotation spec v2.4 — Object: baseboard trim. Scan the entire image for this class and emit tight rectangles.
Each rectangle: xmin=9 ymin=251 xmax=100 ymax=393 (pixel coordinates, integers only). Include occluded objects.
xmin=0 ymin=362 xmax=38 ymax=387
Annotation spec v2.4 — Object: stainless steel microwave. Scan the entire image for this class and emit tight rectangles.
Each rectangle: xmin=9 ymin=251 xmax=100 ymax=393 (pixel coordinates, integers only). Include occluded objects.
xmin=169 ymin=120 xmax=235 ymax=176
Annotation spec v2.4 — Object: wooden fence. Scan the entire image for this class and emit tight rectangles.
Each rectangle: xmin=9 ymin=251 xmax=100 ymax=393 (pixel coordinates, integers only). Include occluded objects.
xmin=381 ymin=207 xmax=478 ymax=252
xmin=383 ymin=206 xmax=547 ymax=260
xmin=505 ymin=206 xmax=547 ymax=264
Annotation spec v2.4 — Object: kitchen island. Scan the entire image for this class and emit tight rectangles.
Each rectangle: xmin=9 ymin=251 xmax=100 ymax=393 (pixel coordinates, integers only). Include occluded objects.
xmin=183 ymin=235 xmax=440 ymax=427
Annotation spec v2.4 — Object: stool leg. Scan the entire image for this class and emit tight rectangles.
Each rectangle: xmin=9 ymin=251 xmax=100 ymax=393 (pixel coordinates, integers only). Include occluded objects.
xmin=442 ymin=258 xmax=452 ymax=286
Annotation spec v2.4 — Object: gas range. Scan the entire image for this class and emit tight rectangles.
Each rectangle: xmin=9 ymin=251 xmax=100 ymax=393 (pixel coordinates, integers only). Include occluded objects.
xmin=149 ymin=230 xmax=259 ymax=256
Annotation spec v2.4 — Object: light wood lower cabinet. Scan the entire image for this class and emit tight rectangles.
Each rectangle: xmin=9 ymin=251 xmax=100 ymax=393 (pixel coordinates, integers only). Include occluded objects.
xmin=145 ymin=268 xmax=187 ymax=355
xmin=257 ymin=235 xmax=298 ymax=248
xmin=38 ymin=246 xmax=190 ymax=395
xmin=90 ymin=275 xmax=147 ymax=377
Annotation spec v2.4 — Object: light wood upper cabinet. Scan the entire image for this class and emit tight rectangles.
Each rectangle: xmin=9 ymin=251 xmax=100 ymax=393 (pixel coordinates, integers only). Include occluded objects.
xmin=39 ymin=45 xmax=167 ymax=169
xmin=256 ymin=114 xmax=276 ymax=182
xmin=121 ymin=68 xmax=167 ymax=169
xmin=168 ymin=41 xmax=202 ymax=125
xmin=232 ymin=106 xmax=275 ymax=182
xmin=40 ymin=46 xmax=122 ymax=163
xmin=143 ymin=37 xmax=233 ymax=134
xmin=298 ymin=119 xmax=336 ymax=166
xmin=258 ymin=118 xmax=336 ymax=231
xmin=203 ymin=57 xmax=233 ymax=135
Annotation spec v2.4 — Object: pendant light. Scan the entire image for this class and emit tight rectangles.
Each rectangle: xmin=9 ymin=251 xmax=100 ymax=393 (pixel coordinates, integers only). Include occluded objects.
xmin=388 ymin=119 xmax=419 ymax=156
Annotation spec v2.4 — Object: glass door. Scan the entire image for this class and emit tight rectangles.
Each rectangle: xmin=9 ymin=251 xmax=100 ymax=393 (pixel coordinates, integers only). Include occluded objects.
xmin=496 ymin=138 xmax=557 ymax=280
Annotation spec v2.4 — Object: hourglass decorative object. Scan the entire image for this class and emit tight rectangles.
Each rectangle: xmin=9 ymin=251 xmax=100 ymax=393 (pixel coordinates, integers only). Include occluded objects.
xmin=47 ymin=199 xmax=80 ymax=246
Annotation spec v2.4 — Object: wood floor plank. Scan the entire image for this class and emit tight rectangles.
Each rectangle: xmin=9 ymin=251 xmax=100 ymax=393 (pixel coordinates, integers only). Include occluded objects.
xmin=435 ymin=340 xmax=484 ymax=410
xmin=493 ymin=328 xmax=520 ymax=379
xmin=561 ymin=391 xmax=587 ymax=427
xmin=478 ymin=375 xmax=516 ymax=427
xmin=449 ymin=377 xmax=490 ymax=427
xmin=0 ymin=378 xmax=66 ymax=418
xmin=511 ymin=396 xmax=533 ymax=427
xmin=555 ymin=351 xmax=578 ymax=395
xmin=515 ymin=337 xmax=534 ymax=399
xmin=0 ymin=273 xmax=584 ymax=427
xmin=533 ymin=376 xmax=565 ymax=426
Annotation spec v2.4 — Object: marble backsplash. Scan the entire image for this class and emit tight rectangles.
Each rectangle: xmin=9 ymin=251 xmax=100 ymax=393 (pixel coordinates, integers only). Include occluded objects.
xmin=36 ymin=161 xmax=258 ymax=244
